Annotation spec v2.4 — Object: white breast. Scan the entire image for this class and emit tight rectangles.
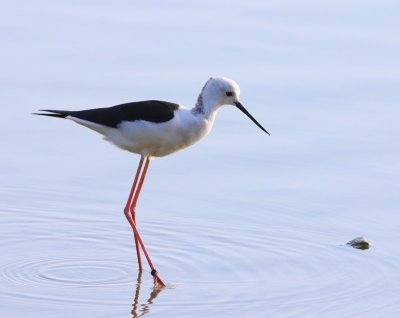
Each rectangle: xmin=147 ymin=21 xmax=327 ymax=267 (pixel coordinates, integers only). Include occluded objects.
xmin=73 ymin=108 xmax=215 ymax=157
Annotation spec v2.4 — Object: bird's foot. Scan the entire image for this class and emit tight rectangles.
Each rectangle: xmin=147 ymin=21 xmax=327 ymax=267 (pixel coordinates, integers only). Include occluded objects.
xmin=151 ymin=269 xmax=166 ymax=287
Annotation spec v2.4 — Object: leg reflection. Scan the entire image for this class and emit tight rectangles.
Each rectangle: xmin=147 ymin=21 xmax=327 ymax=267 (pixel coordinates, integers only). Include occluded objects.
xmin=131 ymin=270 xmax=143 ymax=317
xmin=131 ymin=271 xmax=163 ymax=318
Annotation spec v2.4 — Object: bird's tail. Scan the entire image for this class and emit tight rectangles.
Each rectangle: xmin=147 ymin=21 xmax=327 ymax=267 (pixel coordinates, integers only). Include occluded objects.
xmin=32 ymin=110 xmax=73 ymax=119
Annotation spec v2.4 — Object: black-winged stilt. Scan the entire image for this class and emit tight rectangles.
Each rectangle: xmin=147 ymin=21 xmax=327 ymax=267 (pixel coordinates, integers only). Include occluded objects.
xmin=34 ymin=77 xmax=269 ymax=287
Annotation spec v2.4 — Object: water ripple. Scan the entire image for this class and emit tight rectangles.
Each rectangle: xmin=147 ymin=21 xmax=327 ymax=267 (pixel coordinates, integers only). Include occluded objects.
xmin=0 ymin=257 xmax=134 ymax=288
xmin=1 ymin=184 xmax=399 ymax=317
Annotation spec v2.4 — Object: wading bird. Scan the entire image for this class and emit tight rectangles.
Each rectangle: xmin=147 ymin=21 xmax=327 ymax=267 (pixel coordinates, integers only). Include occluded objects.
xmin=34 ymin=77 xmax=269 ymax=286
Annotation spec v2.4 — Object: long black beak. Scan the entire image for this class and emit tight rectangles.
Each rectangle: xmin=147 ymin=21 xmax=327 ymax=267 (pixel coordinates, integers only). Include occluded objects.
xmin=234 ymin=102 xmax=270 ymax=135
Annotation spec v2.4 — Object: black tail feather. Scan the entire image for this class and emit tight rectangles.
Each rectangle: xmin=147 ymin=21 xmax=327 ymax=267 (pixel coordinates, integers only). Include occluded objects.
xmin=33 ymin=109 xmax=73 ymax=119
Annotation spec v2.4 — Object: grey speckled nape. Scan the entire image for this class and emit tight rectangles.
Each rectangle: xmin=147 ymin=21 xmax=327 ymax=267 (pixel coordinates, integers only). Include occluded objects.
xmin=192 ymin=78 xmax=211 ymax=115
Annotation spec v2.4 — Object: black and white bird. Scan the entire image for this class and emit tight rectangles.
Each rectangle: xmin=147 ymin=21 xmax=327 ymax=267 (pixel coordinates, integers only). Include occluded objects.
xmin=35 ymin=76 xmax=269 ymax=287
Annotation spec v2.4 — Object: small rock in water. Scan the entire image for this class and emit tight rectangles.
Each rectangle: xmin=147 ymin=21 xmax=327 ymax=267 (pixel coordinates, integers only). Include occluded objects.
xmin=346 ymin=236 xmax=371 ymax=250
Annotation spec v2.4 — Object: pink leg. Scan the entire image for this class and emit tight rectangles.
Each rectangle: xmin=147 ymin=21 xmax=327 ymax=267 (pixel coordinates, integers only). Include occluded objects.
xmin=126 ymin=156 xmax=166 ymax=287
xmin=124 ymin=156 xmax=144 ymax=270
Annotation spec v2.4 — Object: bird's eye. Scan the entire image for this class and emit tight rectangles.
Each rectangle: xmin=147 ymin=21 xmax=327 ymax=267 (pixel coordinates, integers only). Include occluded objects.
xmin=226 ymin=91 xmax=233 ymax=97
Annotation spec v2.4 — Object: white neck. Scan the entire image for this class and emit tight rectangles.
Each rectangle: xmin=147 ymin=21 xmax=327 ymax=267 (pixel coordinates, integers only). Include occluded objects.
xmin=191 ymin=88 xmax=224 ymax=119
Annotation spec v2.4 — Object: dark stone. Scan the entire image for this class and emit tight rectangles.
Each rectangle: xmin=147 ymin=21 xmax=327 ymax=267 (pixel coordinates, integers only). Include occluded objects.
xmin=346 ymin=237 xmax=371 ymax=250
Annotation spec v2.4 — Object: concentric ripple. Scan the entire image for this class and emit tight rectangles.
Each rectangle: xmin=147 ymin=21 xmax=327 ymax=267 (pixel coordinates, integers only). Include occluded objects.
xmin=0 ymin=257 xmax=134 ymax=288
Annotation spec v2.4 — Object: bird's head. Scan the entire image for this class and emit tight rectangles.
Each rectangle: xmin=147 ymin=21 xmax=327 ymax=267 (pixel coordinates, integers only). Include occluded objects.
xmin=200 ymin=77 xmax=269 ymax=135
xmin=204 ymin=76 xmax=241 ymax=107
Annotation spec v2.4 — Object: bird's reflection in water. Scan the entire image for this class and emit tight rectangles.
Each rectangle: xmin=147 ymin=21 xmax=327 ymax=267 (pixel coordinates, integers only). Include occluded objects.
xmin=131 ymin=271 xmax=163 ymax=318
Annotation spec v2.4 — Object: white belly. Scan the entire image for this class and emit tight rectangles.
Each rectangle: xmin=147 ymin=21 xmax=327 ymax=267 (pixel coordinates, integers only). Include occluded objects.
xmin=71 ymin=108 xmax=215 ymax=157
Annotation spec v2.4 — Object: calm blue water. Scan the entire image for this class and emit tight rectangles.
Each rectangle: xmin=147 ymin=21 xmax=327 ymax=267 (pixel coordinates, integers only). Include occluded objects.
xmin=1 ymin=1 xmax=400 ymax=317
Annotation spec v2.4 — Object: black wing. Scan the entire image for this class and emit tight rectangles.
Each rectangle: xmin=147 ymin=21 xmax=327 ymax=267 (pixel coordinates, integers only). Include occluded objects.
xmin=34 ymin=100 xmax=180 ymax=128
